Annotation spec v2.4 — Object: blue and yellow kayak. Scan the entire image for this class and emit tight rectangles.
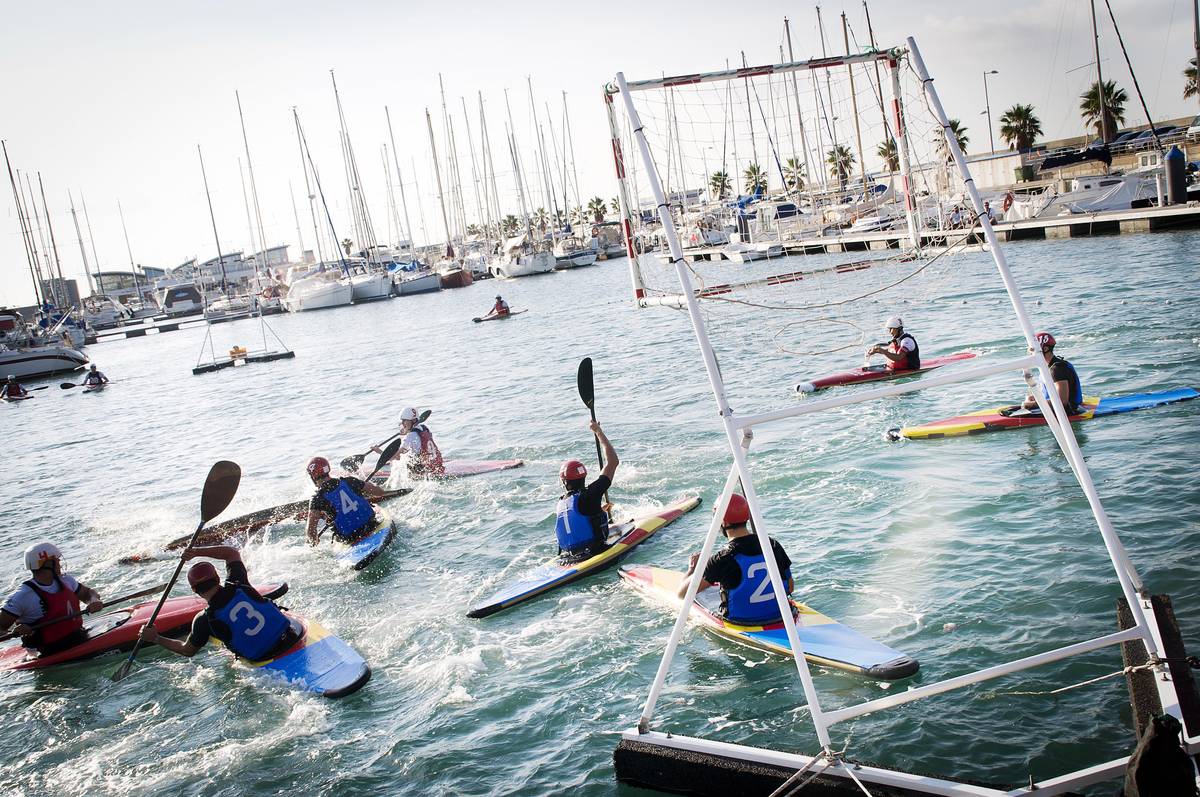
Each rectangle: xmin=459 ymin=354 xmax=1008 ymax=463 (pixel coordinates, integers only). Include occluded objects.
xmin=467 ymin=496 xmax=701 ymax=619
xmin=335 ymin=508 xmax=398 ymax=570
xmin=619 ymin=565 xmax=919 ymax=680
xmin=246 ymin=613 xmax=371 ymax=698
xmin=887 ymin=387 xmax=1198 ymax=441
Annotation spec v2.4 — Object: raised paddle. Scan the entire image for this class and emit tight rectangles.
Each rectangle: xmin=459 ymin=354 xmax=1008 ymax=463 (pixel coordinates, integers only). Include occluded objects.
xmin=0 ymin=582 xmax=170 ymax=644
xmin=339 ymin=409 xmax=432 ymax=470
xmin=316 ymin=439 xmax=404 ymax=543
xmin=575 ymin=357 xmax=611 ymax=508
xmin=111 ymin=460 xmax=241 ymax=682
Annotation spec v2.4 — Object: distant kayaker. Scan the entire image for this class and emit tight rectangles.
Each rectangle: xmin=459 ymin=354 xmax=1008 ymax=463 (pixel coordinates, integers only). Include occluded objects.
xmin=0 ymin=542 xmax=104 ymax=655
xmin=481 ymin=295 xmax=510 ymax=320
xmin=304 ymin=456 xmax=387 ymax=545
xmin=677 ymin=494 xmax=794 ymax=625
xmin=1022 ymin=331 xmax=1083 ymax=415
xmin=866 ymin=317 xmax=920 ymax=372
xmin=139 ymin=546 xmax=299 ymax=662
xmin=1 ymin=375 xmax=29 ymax=399
xmin=82 ymin=365 xmax=109 ymax=388
xmin=555 ymin=421 xmax=619 ymax=562
xmin=387 ymin=407 xmax=445 ymax=477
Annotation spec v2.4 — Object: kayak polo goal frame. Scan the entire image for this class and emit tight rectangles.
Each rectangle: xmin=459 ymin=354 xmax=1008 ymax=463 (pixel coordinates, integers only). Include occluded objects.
xmin=607 ymin=35 xmax=1194 ymax=794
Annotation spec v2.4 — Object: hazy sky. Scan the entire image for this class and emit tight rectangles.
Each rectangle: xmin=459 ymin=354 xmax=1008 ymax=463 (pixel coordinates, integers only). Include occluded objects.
xmin=2 ymin=0 xmax=1196 ymax=306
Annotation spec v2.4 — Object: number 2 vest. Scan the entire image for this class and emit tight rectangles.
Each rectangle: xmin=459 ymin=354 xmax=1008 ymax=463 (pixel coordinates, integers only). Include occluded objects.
xmin=321 ymin=479 xmax=376 ymax=539
xmin=554 ymin=492 xmax=608 ymax=554
xmin=210 ymin=585 xmax=292 ymax=661
xmin=725 ymin=552 xmax=791 ymax=625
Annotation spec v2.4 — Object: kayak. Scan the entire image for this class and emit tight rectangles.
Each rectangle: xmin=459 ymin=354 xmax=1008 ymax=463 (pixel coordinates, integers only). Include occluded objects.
xmin=0 ymin=584 xmax=283 ymax=671
xmin=473 ymin=310 xmax=527 ymax=323
xmin=334 ymin=507 xmax=398 ymax=570
xmin=886 ymin=387 xmax=1199 ymax=441
xmin=369 ymin=459 xmax=524 ymax=484
xmin=82 ymin=384 xmax=107 ymax=394
xmin=1 ymin=395 xmax=33 ymax=403
xmin=619 ymin=565 xmax=919 ymax=680
xmin=467 ymin=496 xmax=701 ymax=619
xmin=795 ymin=352 xmax=977 ymax=393
xmin=243 ymin=613 xmax=370 ymax=698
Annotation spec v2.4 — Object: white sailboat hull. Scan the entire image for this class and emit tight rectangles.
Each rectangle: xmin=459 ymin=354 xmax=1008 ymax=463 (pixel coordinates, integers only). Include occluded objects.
xmin=489 ymin=250 xmax=556 ymax=279
xmin=395 ymin=272 xmax=442 ymax=295
xmin=283 ymin=276 xmax=353 ymax=312
xmin=350 ymin=272 xmax=393 ymax=302
xmin=0 ymin=344 xmax=88 ymax=380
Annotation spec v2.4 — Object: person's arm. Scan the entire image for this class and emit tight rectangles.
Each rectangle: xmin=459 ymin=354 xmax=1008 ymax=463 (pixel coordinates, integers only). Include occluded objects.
xmin=0 ymin=609 xmax=18 ymax=634
xmin=182 ymin=546 xmax=241 ymax=564
xmin=305 ymin=508 xmax=323 ymax=545
xmin=139 ymin=623 xmax=200 ymax=657
xmin=868 ymin=346 xmax=906 ymax=363
xmin=677 ymin=553 xmax=716 ymax=599
xmin=75 ymin=582 xmax=104 ymax=614
xmin=1054 ymin=377 xmax=1072 ymax=409
xmin=361 ymin=480 xmax=387 ymax=501
xmin=591 ymin=421 xmax=619 ymax=481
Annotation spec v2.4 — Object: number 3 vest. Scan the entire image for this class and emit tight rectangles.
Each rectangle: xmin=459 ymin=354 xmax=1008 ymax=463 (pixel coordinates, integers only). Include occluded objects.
xmin=210 ymin=586 xmax=291 ymax=660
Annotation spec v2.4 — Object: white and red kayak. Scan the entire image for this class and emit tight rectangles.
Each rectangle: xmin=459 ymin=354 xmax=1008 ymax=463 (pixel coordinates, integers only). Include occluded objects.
xmin=368 ymin=459 xmax=524 ymax=483
xmin=795 ymin=352 xmax=977 ymax=393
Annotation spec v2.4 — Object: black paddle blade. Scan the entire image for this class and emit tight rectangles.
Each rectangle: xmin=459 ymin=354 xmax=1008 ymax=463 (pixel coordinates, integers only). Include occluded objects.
xmin=200 ymin=461 xmax=241 ymax=522
xmin=111 ymin=658 xmax=138 ymax=682
xmin=59 ymin=382 xmax=76 ymax=389
xmin=576 ymin=358 xmax=594 ymax=409
xmin=419 ymin=409 xmax=432 ymax=423
xmin=368 ymin=438 xmax=404 ymax=479
xmin=340 ymin=455 xmax=365 ymax=470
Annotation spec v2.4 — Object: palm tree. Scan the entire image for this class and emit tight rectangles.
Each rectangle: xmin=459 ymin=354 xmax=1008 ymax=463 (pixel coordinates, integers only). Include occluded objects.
xmin=610 ymin=196 xmax=621 ymax=215
xmin=877 ymin=139 xmax=899 ymax=172
xmin=587 ymin=196 xmax=607 ymax=222
xmin=501 ymin=214 xmax=520 ymax=237
xmin=948 ymin=119 xmax=969 ymax=155
xmin=826 ymin=145 xmax=855 ymax=188
xmin=709 ymin=170 xmax=731 ymax=200
xmin=466 ymin=223 xmax=481 ymax=237
xmin=341 ymin=238 xmax=354 ymax=256
xmin=1184 ymin=58 xmax=1197 ymax=100
xmin=570 ymin=205 xmax=589 ymax=226
xmin=743 ymin=163 xmax=767 ymax=194
xmin=1080 ymin=80 xmax=1127 ymax=141
xmin=532 ymin=207 xmax=549 ymax=232
xmin=782 ymin=157 xmax=805 ymax=190
xmin=998 ymin=104 xmax=1043 ymax=151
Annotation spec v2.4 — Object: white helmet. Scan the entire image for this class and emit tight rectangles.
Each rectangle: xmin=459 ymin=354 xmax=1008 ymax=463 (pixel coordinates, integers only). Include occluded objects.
xmin=24 ymin=542 xmax=62 ymax=571
xmin=399 ymin=407 xmax=419 ymax=424
xmin=884 ymin=316 xmax=903 ymax=330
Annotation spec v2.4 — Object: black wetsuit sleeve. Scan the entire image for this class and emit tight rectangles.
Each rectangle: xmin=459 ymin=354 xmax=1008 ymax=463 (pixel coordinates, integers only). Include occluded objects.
xmin=577 ymin=476 xmax=610 ymax=516
xmin=702 ymin=547 xmax=740 ymax=590
xmin=309 ymin=486 xmax=332 ymax=517
xmin=185 ymin=612 xmax=212 ymax=650
xmin=771 ymin=540 xmax=793 ymax=581
xmin=225 ymin=560 xmax=250 ymax=586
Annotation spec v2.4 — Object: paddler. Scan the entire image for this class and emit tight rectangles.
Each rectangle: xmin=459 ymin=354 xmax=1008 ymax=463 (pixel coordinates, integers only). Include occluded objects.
xmin=555 ymin=421 xmax=619 ymax=562
xmin=866 ymin=317 xmax=920 ymax=372
xmin=0 ymin=543 xmax=104 ymax=655
xmin=304 ymin=456 xmax=388 ymax=545
xmin=481 ymin=295 xmax=510 ymax=320
xmin=82 ymin=364 xmax=109 ymax=388
xmin=384 ymin=407 xmax=445 ymax=477
xmin=1 ymin=375 xmax=29 ymax=399
xmin=138 ymin=546 xmax=299 ymax=662
xmin=677 ymin=494 xmax=795 ymax=625
xmin=1022 ymin=331 xmax=1083 ymax=415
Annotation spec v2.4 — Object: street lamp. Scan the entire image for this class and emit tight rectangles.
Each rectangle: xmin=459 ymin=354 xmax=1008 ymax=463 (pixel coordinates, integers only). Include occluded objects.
xmin=982 ymin=70 xmax=998 ymax=155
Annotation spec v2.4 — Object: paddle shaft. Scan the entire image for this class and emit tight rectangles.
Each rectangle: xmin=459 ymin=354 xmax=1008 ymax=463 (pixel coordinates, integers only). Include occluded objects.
xmin=576 ymin=358 xmax=611 ymax=508
xmin=0 ymin=582 xmax=168 ymax=643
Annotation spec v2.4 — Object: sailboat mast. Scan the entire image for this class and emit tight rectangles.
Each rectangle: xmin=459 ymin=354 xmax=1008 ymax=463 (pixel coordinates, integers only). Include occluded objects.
xmin=842 ymin=13 xmax=868 ymax=186
xmin=37 ymin=174 xmax=70 ymax=308
xmin=195 ymin=146 xmax=229 ymax=293
xmin=479 ymin=93 xmax=503 ymax=238
xmin=563 ymin=92 xmax=583 ymax=213
xmin=741 ymin=51 xmax=759 ymax=175
xmin=1089 ymin=0 xmax=1111 ymax=141
xmin=68 ymin=191 xmax=94 ymax=296
xmin=3 ymin=143 xmax=44 ymax=305
xmin=293 ymin=108 xmax=327 ymax=264
xmin=288 ymin=180 xmax=306 ymax=259
xmin=503 ymin=89 xmax=532 ymax=231
xmin=22 ymin=174 xmax=54 ymax=304
xmin=385 ymin=106 xmax=416 ymax=258
xmin=236 ymin=90 xmax=269 ymax=273
xmin=426 ymin=108 xmax=454 ymax=257
xmin=80 ymin=194 xmax=105 ymax=296
xmin=294 ymin=111 xmax=349 ymax=272
xmin=238 ymin=158 xmax=258 ymax=265
xmin=460 ymin=96 xmax=489 ymax=243
xmin=116 ymin=199 xmax=143 ymax=298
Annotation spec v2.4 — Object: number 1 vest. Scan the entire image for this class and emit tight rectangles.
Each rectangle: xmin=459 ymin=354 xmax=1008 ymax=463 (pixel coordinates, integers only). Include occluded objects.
xmin=210 ymin=586 xmax=291 ymax=660
xmin=322 ymin=479 xmax=375 ymax=539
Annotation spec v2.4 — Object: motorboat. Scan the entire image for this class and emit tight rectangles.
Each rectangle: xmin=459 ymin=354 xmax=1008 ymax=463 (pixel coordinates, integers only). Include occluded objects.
xmin=282 ymin=271 xmax=353 ymax=312
xmin=488 ymin=235 xmax=557 ymax=279
xmin=723 ymin=233 xmax=783 ymax=263
xmin=1005 ymin=172 xmax=1158 ymax=220
xmin=592 ymin=221 xmax=628 ymax=258
xmin=204 ymin=294 xmax=257 ymax=324
xmin=349 ymin=270 xmax=393 ymax=303
xmin=553 ymin=236 xmax=599 ymax=269
xmin=392 ymin=263 xmax=443 ymax=296
xmin=80 ymin=295 xmax=135 ymax=330
xmin=157 ymin=283 xmax=205 ymax=317
xmin=0 ymin=309 xmax=88 ymax=380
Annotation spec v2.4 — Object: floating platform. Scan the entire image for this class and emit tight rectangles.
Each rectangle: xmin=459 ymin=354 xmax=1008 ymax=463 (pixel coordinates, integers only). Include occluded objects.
xmin=192 ymin=349 xmax=295 ymax=375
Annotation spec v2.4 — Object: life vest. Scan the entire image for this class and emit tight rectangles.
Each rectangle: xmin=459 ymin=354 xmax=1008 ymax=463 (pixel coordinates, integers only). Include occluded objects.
xmin=411 ymin=425 xmax=445 ymax=475
xmin=23 ymin=576 xmax=82 ymax=649
xmin=1043 ymin=356 xmax=1083 ymax=411
xmin=493 ymin=301 xmax=509 ymax=315
xmin=209 ymin=585 xmax=292 ymax=661
xmin=887 ymin=332 xmax=920 ymax=371
xmin=554 ymin=492 xmax=608 ymax=554
xmin=724 ymin=552 xmax=791 ymax=625
xmin=319 ymin=478 xmax=376 ymax=539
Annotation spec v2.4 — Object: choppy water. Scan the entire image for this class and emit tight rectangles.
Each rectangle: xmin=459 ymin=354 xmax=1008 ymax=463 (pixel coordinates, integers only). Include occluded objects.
xmin=1 ymin=232 xmax=1198 ymax=796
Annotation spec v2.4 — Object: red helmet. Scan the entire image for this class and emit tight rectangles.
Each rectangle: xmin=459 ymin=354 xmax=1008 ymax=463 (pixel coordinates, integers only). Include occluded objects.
xmin=721 ymin=494 xmax=751 ymax=526
xmin=1034 ymin=331 xmax=1056 ymax=352
xmin=187 ymin=561 xmax=219 ymax=590
xmin=560 ymin=459 xmax=587 ymax=481
xmin=307 ymin=456 xmax=331 ymax=481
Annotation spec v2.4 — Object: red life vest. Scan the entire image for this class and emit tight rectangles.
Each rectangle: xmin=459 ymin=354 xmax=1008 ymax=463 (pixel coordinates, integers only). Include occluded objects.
xmin=413 ymin=425 xmax=445 ymax=475
xmin=887 ymin=333 xmax=921 ymax=372
xmin=24 ymin=575 xmax=82 ymax=649
xmin=494 ymin=301 xmax=509 ymax=316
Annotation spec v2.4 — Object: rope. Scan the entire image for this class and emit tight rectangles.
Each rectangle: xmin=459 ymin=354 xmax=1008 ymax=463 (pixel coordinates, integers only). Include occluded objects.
xmin=771 ymin=745 xmax=874 ymax=797
xmin=985 ymin=656 xmax=1200 ymax=698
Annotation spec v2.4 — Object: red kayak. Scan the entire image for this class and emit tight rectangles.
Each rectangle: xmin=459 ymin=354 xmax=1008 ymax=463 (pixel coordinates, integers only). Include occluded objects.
xmin=795 ymin=352 xmax=977 ymax=393
xmin=0 ymin=584 xmax=282 ymax=671
xmin=366 ymin=459 xmax=524 ymax=483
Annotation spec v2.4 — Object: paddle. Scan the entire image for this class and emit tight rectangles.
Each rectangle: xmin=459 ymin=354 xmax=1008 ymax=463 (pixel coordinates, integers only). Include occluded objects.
xmin=60 ymin=381 xmax=107 ymax=390
xmin=339 ymin=409 xmax=432 ymax=470
xmin=316 ymin=439 xmax=404 ymax=544
xmin=575 ymin=357 xmax=611 ymax=509
xmin=0 ymin=582 xmax=170 ymax=644
xmin=111 ymin=460 xmax=241 ymax=682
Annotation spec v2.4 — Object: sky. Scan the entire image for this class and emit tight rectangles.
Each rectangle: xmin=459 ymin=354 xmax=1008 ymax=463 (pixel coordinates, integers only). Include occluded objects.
xmin=2 ymin=0 xmax=1197 ymax=306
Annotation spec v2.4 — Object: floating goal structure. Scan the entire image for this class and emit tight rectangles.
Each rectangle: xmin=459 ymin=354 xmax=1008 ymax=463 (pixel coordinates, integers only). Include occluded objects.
xmin=192 ymin=312 xmax=295 ymax=376
xmin=603 ymin=37 xmax=1199 ymax=796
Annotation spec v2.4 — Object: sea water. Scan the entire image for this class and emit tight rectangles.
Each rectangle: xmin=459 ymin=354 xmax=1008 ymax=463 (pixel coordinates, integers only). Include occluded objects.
xmin=0 ymin=231 xmax=1197 ymax=796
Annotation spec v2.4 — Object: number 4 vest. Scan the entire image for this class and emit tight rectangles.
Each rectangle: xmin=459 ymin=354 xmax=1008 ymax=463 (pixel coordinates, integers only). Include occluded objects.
xmin=321 ymin=479 xmax=376 ymax=539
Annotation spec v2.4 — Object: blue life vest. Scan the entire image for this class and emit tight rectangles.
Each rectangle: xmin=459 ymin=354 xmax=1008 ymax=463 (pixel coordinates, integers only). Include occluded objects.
xmin=1041 ymin=357 xmax=1083 ymax=411
xmin=321 ymin=479 xmax=376 ymax=539
xmin=210 ymin=585 xmax=291 ymax=660
xmin=725 ymin=552 xmax=791 ymax=625
xmin=554 ymin=492 xmax=608 ymax=554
